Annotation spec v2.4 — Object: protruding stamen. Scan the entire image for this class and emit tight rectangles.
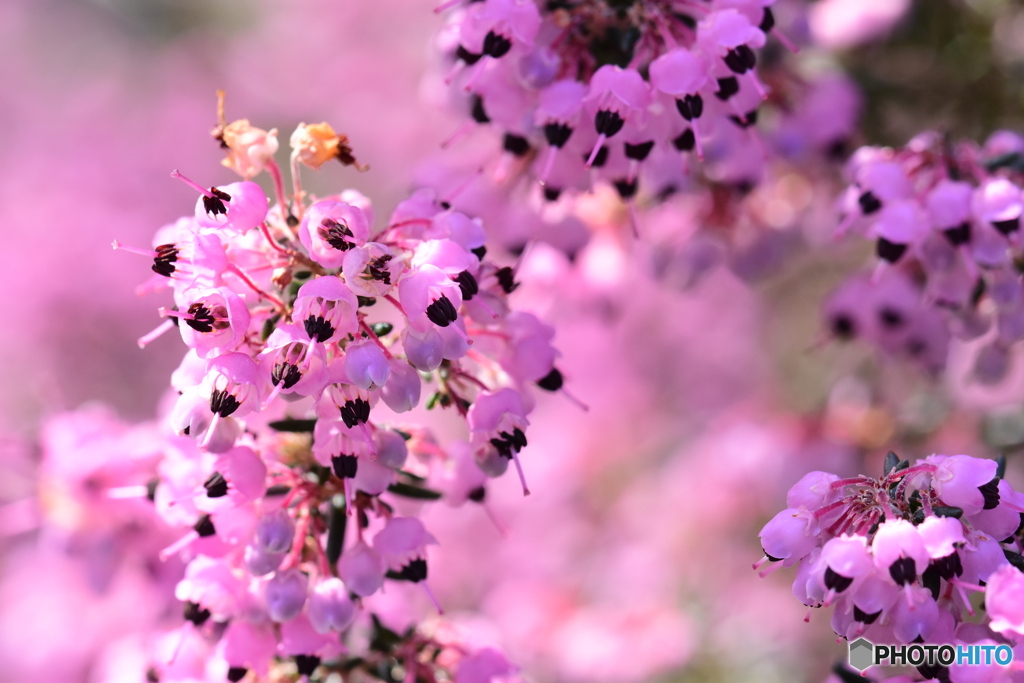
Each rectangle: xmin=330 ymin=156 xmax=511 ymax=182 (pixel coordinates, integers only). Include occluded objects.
xmin=434 ymin=0 xmax=461 ymax=12
xmin=441 ymin=121 xmax=474 ymax=149
xmin=111 ymin=240 xmax=159 ymax=257
xmin=421 ymin=582 xmax=444 ymax=614
xmin=586 ymin=134 xmax=607 ymax=168
xmin=539 ymin=147 xmax=558 ymax=186
xmin=511 ymin=451 xmax=530 ymax=496
xmin=138 ymin=320 xmax=176 ymax=349
xmin=170 ymin=170 xmax=215 ymax=198
xmin=159 ymin=530 xmax=199 ymax=561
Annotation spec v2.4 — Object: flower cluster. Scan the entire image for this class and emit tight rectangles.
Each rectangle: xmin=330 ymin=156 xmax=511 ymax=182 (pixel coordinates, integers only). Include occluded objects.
xmin=758 ymin=451 xmax=1024 ymax=681
xmin=110 ymin=102 xmax=567 ymax=682
xmin=829 ymin=131 xmax=1024 ymax=380
xmin=434 ymin=0 xmax=796 ymax=210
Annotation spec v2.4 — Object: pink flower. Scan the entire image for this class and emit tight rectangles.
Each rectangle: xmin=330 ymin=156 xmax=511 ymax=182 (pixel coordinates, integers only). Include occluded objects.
xmin=298 ymin=200 xmax=371 ymax=270
xmin=986 ymin=564 xmax=1024 ymax=636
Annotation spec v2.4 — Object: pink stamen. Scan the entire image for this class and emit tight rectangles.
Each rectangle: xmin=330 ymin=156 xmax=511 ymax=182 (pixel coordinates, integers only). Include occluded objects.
xmin=772 ymin=27 xmax=801 ymax=54
xmin=201 ymin=412 xmax=222 ymax=450
xmin=360 ymin=321 xmax=395 ymax=359
xmin=481 ymin=501 xmax=508 ymax=537
xmin=168 ymin=622 xmax=193 ymax=665
xmin=421 ymin=581 xmax=444 ymax=614
xmin=170 ymin=170 xmax=215 ymax=198
xmin=830 ymin=477 xmax=869 ymax=490
xmin=444 ymin=60 xmax=466 ymax=86
xmin=463 ymin=57 xmax=490 ymax=93
xmin=758 ymin=561 xmax=784 ymax=578
xmin=159 ymin=530 xmax=199 ymax=561
xmin=691 ymin=120 xmax=704 ymax=161
xmin=443 ymin=168 xmax=484 ymax=204
xmin=803 ymin=607 xmax=813 ymax=623
xmin=442 ymin=121 xmax=474 ymax=149
xmin=434 ymin=0 xmax=461 ymax=12
xmin=111 ymin=240 xmax=159 ymax=258
xmin=560 ymin=387 xmax=590 ymax=412
xmin=586 ymin=134 xmax=607 ymax=167
xmin=138 ymin=319 xmax=175 ymax=348
xmin=752 ymin=555 xmax=770 ymax=571
xmin=539 ymin=146 xmax=559 ymax=186
xmin=746 ymin=71 xmax=768 ymax=100
xmin=511 ymin=451 xmax=531 ymax=496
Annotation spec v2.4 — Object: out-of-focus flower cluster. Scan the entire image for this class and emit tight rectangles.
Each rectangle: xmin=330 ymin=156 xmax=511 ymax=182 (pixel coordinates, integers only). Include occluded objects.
xmin=425 ymin=0 xmax=864 ymax=242
xmin=760 ymin=450 xmax=1024 ymax=682
xmin=827 ymin=131 xmax=1024 ymax=379
xmin=102 ymin=103 xmax=573 ymax=682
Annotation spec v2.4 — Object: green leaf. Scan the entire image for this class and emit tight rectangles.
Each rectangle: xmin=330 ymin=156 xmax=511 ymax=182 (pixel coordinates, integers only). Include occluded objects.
xmin=268 ymin=418 xmax=317 ymax=432
xmin=997 ymin=454 xmax=1007 ymax=480
xmin=261 ymin=314 xmax=281 ymax=341
xmin=358 ymin=296 xmax=377 ymax=307
xmin=371 ymin=322 xmax=394 ymax=337
xmin=387 ymin=482 xmax=442 ymax=500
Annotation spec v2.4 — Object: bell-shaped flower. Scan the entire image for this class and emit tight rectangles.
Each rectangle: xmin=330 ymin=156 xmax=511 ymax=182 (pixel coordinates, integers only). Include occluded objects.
xmin=931 ymin=454 xmax=999 ymax=516
xmin=299 ymin=200 xmax=371 ymax=270
xmin=264 ymin=568 xmax=309 ymax=622
xmin=244 ymin=542 xmax=286 ymax=577
xmin=175 ymin=555 xmax=247 ymax=621
xmin=254 ymin=508 xmax=295 ymax=555
xmin=398 ymin=264 xmax=464 ymax=331
xmin=195 ymin=446 xmax=268 ymax=513
xmin=279 ymin=613 xmax=339 ymax=658
xmin=973 ymin=178 xmax=1023 ymax=236
xmin=872 ymin=519 xmax=929 ymax=586
xmin=342 ymin=242 xmax=402 ymax=298
xmin=917 ymin=515 xmax=965 ymax=560
xmin=583 ymin=66 xmax=652 ymax=167
xmin=380 ymin=359 xmax=421 ymax=413
xmin=353 ymin=456 xmax=396 ymax=496
xmin=344 ymin=339 xmax=391 ymax=391
xmin=339 ymin=540 xmax=386 ymax=597
xmin=373 ymin=516 xmax=438 ymax=576
xmin=534 ymin=80 xmax=589 ymax=183
xmin=220 ymin=620 xmax=277 ymax=677
xmin=758 ymin=507 xmax=819 ymax=566
xmin=927 ymin=178 xmax=974 ymax=233
xmin=985 ymin=564 xmax=1024 ymax=636
xmin=257 ymin=324 xmax=328 ymax=400
xmin=192 ymin=180 xmax=269 ymax=236
xmin=462 ymin=0 xmax=541 ymax=59
xmin=498 ymin=311 xmax=559 ymax=383
xmin=293 ymin=276 xmax=359 ymax=344
xmin=426 ymin=210 xmax=487 ymax=252
xmin=307 ymin=577 xmax=357 ymax=633
xmin=219 ymin=120 xmax=279 ymax=180
xmin=375 ymin=429 xmax=409 ymax=469
xmin=174 ymin=286 xmax=251 ymax=359
xmin=786 ymin=471 xmax=841 ymax=510
xmin=887 ymin=585 xmax=939 ymax=643
xmin=402 ymin=326 xmax=445 ymax=372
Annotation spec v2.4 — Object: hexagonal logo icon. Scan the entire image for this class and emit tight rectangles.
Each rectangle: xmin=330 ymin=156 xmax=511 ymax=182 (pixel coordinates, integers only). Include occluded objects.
xmin=849 ymin=638 xmax=874 ymax=671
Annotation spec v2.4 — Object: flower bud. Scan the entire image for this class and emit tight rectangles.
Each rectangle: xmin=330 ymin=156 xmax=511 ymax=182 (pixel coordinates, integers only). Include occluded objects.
xmin=244 ymin=542 xmax=286 ymax=577
xmin=255 ymin=508 xmax=295 ymax=554
xmin=265 ymin=568 xmax=308 ymax=622
xmin=306 ymin=577 xmax=356 ymax=633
